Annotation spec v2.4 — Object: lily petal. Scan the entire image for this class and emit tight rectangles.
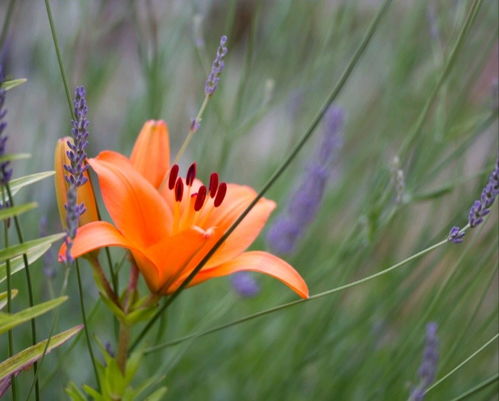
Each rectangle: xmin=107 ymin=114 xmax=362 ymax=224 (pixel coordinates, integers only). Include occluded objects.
xmin=58 ymin=221 xmax=162 ymax=289
xmin=89 ymin=153 xmax=173 ymax=247
xmin=145 ymin=226 xmax=213 ymax=292
xmin=130 ymin=120 xmax=170 ymax=188
xmin=172 ymin=251 xmax=309 ymax=299
xmin=198 ymin=184 xmax=276 ymax=268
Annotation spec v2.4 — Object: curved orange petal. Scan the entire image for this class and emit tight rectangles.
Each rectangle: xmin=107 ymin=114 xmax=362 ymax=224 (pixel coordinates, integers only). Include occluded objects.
xmin=89 ymin=152 xmax=172 ymax=246
xmin=195 ymin=184 xmax=276 ymax=268
xmin=171 ymin=251 xmax=309 ymax=299
xmin=130 ymin=120 xmax=170 ymax=188
xmin=58 ymin=221 xmax=161 ymax=289
xmin=144 ymin=227 xmax=213 ymax=292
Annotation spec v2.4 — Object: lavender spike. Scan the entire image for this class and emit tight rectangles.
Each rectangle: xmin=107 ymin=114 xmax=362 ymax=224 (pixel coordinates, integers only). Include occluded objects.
xmin=204 ymin=35 xmax=228 ymax=96
xmin=64 ymin=86 xmax=90 ymax=262
xmin=266 ymin=105 xmax=345 ymax=254
xmin=409 ymin=323 xmax=439 ymax=401
xmin=0 ymin=66 xmax=12 ymax=185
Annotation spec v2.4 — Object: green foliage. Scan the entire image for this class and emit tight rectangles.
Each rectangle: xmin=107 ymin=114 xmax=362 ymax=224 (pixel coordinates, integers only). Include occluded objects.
xmin=0 ymin=296 xmax=67 ymax=334
xmin=0 ymin=325 xmax=83 ymax=381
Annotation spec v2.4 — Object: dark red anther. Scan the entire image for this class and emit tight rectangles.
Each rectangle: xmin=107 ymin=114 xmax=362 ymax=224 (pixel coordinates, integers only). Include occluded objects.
xmin=194 ymin=186 xmax=207 ymax=211
xmin=214 ymin=182 xmax=227 ymax=207
xmin=209 ymin=173 xmax=219 ymax=198
xmin=168 ymin=164 xmax=180 ymax=190
xmin=186 ymin=162 xmax=197 ymax=186
xmin=174 ymin=178 xmax=184 ymax=202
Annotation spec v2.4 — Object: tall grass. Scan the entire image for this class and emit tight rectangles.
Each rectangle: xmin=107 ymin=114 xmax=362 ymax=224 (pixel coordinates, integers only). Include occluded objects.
xmin=0 ymin=0 xmax=497 ymax=400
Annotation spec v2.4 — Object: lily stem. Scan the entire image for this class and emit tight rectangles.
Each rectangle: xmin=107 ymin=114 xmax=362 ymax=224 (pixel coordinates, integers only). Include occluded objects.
xmin=116 ymin=263 xmax=138 ymax=373
xmin=88 ymin=254 xmax=120 ymax=307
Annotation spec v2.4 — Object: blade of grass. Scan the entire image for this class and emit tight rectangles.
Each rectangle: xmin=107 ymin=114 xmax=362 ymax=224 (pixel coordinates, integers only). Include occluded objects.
xmin=144 ymin=236 xmax=449 ymax=353
xmin=425 ymin=333 xmax=499 ymax=394
xmin=130 ymin=0 xmax=395 ymax=353
xmin=449 ymin=373 xmax=499 ymax=401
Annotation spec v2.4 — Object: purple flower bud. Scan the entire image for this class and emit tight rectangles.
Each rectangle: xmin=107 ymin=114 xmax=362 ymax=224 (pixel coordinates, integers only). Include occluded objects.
xmin=0 ymin=66 xmax=13 ymax=185
xmin=266 ymin=105 xmax=345 ymax=254
xmin=204 ymin=35 xmax=228 ymax=96
xmin=231 ymin=272 xmax=260 ymax=298
xmin=447 ymin=226 xmax=465 ymax=243
xmin=410 ymin=322 xmax=439 ymax=401
xmin=63 ymin=86 xmax=90 ymax=262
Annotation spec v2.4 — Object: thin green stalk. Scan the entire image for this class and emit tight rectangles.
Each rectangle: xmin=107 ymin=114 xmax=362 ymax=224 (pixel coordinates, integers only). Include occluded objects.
xmin=449 ymin=373 xmax=499 ymax=401
xmin=398 ymin=0 xmax=484 ymax=157
xmin=3 ymin=216 xmax=17 ymax=400
xmin=144 ymin=237 xmax=449 ymax=353
xmin=0 ymin=0 xmax=16 ymax=50
xmin=44 ymin=0 xmax=73 ymax=118
xmin=74 ymin=258 xmax=101 ymax=390
xmin=3 ymin=182 xmax=39 ymax=400
xmin=173 ymin=94 xmax=210 ymax=165
xmin=425 ymin=333 xmax=499 ymax=393
xmin=130 ymin=0 xmax=394 ymax=353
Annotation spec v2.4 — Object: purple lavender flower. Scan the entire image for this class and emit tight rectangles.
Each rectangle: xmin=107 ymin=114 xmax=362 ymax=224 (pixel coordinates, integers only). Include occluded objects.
xmin=0 ymin=67 xmax=12 ymax=185
xmin=231 ymin=272 xmax=260 ymax=298
xmin=447 ymin=226 xmax=465 ymax=243
xmin=266 ymin=105 xmax=345 ymax=255
xmin=64 ymin=86 xmax=90 ymax=262
xmin=204 ymin=35 xmax=228 ymax=96
xmin=409 ymin=322 xmax=439 ymax=401
xmin=449 ymin=158 xmax=499 ymax=242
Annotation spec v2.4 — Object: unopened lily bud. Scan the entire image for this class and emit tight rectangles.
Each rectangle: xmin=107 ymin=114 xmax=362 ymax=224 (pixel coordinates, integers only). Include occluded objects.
xmin=54 ymin=137 xmax=98 ymax=230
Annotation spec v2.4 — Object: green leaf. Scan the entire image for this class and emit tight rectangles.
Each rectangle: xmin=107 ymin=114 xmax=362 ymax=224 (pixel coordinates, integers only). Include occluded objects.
xmin=0 ymin=289 xmax=18 ymax=310
xmin=0 ymin=243 xmax=52 ymax=284
xmin=0 ymin=78 xmax=27 ymax=91
xmin=0 ymin=153 xmax=31 ymax=163
xmin=8 ymin=171 xmax=55 ymax=198
xmin=0 ymin=202 xmax=37 ymax=221
xmin=65 ymin=382 xmax=88 ymax=401
xmin=0 ymin=325 xmax=82 ymax=381
xmin=0 ymin=296 xmax=67 ymax=334
xmin=0 ymin=233 xmax=65 ymax=264
xmin=144 ymin=387 xmax=167 ymax=401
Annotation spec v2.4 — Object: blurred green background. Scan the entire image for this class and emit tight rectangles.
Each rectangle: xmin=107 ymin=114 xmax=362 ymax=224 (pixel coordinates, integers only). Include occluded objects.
xmin=0 ymin=0 xmax=497 ymax=400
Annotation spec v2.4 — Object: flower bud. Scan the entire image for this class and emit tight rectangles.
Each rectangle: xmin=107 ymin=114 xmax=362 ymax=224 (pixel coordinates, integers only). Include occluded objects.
xmin=54 ymin=137 xmax=99 ymax=230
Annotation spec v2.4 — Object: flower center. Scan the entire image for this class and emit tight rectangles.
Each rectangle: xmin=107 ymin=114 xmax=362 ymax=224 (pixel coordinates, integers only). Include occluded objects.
xmin=167 ymin=162 xmax=227 ymax=215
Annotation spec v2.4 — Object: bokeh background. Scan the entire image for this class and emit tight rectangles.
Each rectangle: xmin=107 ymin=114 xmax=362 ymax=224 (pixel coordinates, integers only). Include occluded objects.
xmin=1 ymin=0 xmax=498 ymax=400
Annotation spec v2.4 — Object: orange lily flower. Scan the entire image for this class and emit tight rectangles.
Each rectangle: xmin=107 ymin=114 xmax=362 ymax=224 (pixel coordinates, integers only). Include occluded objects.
xmin=54 ymin=137 xmax=99 ymax=229
xmin=59 ymin=120 xmax=309 ymax=298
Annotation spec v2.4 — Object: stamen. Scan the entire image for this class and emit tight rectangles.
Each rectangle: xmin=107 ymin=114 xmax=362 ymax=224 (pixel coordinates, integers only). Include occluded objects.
xmin=168 ymin=164 xmax=179 ymax=190
xmin=214 ymin=182 xmax=227 ymax=207
xmin=174 ymin=178 xmax=184 ymax=202
xmin=194 ymin=185 xmax=207 ymax=211
xmin=209 ymin=173 xmax=219 ymax=198
xmin=186 ymin=162 xmax=197 ymax=186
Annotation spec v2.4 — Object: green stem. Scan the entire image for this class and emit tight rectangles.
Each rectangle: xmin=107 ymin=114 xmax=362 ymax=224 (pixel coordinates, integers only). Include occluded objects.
xmin=449 ymin=373 xmax=499 ymax=401
xmin=426 ymin=333 xmax=499 ymax=393
xmin=88 ymin=254 xmax=120 ymax=306
xmin=172 ymin=94 xmax=210 ymax=165
xmin=129 ymin=0 xmax=394 ymax=353
xmin=3 ymin=215 xmax=16 ymax=400
xmin=0 ymin=0 xmax=16 ymax=50
xmin=74 ymin=258 xmax=101 ymax=390
xmin=44 ymin=0 xmax=73 ymax=119
xmin=3 ymin=182 xmax=39 ymax=400
xmin=398 ymin=0 xmax=484 ymax=157
xmin=144 ymin=236 xmax=449 ymax=353
xmin=116 ymin=323 xmax=130 ymax=374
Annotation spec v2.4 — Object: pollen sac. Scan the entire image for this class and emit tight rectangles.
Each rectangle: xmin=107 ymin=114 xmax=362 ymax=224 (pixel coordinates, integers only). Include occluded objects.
xmin=209 ymin=173 xmax=219 ymax=198
xmin=168 ymin=164 xmax=179 ymax=190
xmin=174 ymin=178 xmax=184 ymax=202
xmin=194 ymin=185 xmax=207 ymax=211
xmin=214 ymin=182 xmax=227 ymax=207
xmin=186 ymin=162 xmax=197 ymax=186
